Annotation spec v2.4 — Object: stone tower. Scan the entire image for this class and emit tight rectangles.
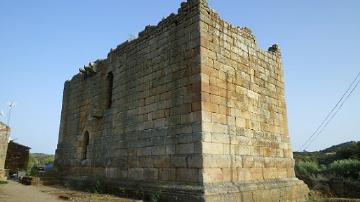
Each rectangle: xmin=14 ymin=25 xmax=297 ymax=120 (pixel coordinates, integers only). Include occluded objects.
xmin=55 ymin=0 xmax=309 ymax=201
xmin=0 ymin=122 xmax=10 ymax=181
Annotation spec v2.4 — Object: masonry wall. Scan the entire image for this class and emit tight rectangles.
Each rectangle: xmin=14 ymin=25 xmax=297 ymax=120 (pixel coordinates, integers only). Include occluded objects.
xmin=5 ymin=141 xmax=30 ymax=175
xmin=0 ymin=122 xmax=10 ymax=181
xmin=199 ymin=4 xmax=295 ymax=184
xmin=56 ymin=0 xmax=204 ymax=186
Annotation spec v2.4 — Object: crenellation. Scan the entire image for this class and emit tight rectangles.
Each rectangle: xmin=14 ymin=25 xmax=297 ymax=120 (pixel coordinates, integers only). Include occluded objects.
xmin=109 ymin=2 xmax=202 ymax=60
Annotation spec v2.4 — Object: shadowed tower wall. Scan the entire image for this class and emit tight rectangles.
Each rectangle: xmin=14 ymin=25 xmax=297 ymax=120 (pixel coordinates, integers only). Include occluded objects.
xmin=55 ymin=0 xmax=308 ymax=201
xmin=55 ymin=0 xmax=205 ymax=198
xmin=0 ymin=122 xmax=10 ymax=181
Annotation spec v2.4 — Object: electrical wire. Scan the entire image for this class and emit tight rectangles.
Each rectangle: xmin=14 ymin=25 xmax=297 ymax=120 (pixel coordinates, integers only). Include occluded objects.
xmin=299 ymin=71 xmax=360 ymax=151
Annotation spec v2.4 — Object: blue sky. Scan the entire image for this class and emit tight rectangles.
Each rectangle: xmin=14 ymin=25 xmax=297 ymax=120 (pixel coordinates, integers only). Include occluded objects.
xmin=0 ymin=0 xmax=359 ymax=154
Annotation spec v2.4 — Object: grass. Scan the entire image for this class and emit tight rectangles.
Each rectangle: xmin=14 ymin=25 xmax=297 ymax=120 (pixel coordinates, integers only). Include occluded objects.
xmin=0 ymin=181 xmax=8 ymax=185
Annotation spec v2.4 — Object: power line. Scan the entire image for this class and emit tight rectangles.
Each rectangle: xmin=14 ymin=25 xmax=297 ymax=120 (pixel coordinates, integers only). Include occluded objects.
xmin=299 ymin=71 xmax=360 ymax=151
xmin=299 ymin=71 xmax=360 ymax=150
xmin=304 ymin=77 xmax=360 ymax=150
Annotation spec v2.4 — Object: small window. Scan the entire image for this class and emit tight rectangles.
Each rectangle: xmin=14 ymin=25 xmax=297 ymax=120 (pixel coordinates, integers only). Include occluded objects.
xmin=82 ymin=131 xmax=89 ymax=160
xmin=107 ymin=72 xmax=114 ymax=109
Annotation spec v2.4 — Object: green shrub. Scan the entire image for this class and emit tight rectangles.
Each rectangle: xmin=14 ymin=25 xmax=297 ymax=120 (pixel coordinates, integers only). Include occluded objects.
xmin=336 ymin=142 xmax=360 ymax=160
xmin=327 ymin=159 xmax=360 ymax=180
xmin=27 ymin=153 xmax=55 ymax=174
xmin=295 ymin=161 xmax=322 ymax=177
xmin=93 ymin=177 xmax=105 ymax=194
xmin=28 ymin=166 xmax=39 ymax=177
xmin=150 ymin=191 xmax=161 ymax=202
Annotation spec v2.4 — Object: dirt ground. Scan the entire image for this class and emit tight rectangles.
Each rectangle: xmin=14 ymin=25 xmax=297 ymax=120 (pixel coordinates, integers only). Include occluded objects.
xmin=0 ymin=180 xmax=142 ymax=202
xmin=309 ymin=191 xmax=360 ymax=202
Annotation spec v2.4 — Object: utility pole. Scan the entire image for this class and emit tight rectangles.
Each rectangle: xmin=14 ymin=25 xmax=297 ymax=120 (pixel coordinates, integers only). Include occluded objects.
xmin=7 ymin=102 xmax=15 ymax=127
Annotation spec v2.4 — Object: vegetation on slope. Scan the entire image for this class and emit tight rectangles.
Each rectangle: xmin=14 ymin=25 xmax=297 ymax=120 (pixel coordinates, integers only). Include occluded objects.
xmin=294 ymin=141 xmax=360 ymax=198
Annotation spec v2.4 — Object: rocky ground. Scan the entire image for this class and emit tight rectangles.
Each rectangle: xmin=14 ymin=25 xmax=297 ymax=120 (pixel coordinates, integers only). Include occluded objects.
xmin=0 ymin=180 xmax=142 ymax=202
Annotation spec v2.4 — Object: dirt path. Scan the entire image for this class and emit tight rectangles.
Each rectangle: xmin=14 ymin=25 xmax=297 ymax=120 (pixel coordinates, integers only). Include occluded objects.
xmin=0 ymin=181 xmax=142 ymax=202
xmin=0 ymin=180 xmax=63 ymax=202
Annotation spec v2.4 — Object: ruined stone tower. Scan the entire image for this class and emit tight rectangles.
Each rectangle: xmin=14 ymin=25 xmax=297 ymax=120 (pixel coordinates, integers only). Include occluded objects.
xmin=55 ymin=0 xmax=309 ymax=201
xmin=0 ymin=122 xmax=10 ymax=181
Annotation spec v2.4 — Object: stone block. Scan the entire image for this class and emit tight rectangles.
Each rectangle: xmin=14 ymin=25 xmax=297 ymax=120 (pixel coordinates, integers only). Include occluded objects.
xmin=187 ymin=154 xmax=203 ymax=168
xmin=153 ymin=156 xmax=171 ymax=168
xmin=203 ymin=154 xmax=231 ymax=168
xmin=128 ymin=168 xmax=144 ymax=181
xmin=176 ymin=168 xmax=199 ymax=183
xmin=151 ymin=146 xmax=166 ymax=156
xmin=237 ymin=168 xmax=251 ymax=182
xmin=242 ymin=156 xmax=254 ymax=168
xmin=171 ymin=156 xmax=187 ymax=168
xmin=202 ymin=142 xmax=223 ymax=154
xmin=250 ymin=168 xmax=263 ymax=180
xmin=203 ymin=168 xmax=223 ymax=183
xmin=176 ymin=143 xmax=195 ymax=154
xmin=143 ymin=168 xmax=158 ymax=181
xmin=159 ymin=168 xmax=176 ymax=181
xmin=211 ymin=133 xmax=230 ymax=144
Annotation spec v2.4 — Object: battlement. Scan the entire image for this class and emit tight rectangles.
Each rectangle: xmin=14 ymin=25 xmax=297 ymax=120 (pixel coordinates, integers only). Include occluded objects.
xmin=72 ymin=0 xmax=280 ymax=80
xmin=71 ymin=0 xmax=206 ymax=81
xmin=108 ymin=0 xmax=205 ymax=57
xmin=200 ymin=1 xmax=282 ymax=58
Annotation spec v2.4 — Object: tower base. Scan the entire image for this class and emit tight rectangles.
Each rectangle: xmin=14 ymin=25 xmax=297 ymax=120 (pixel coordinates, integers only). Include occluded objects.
xmin=59 ymin=176 xmax=308 ymax=202
xmin=0 ymin=169 xmax=8 ymax=181
xmin=203 ymin=178 xmax=309 ymax=202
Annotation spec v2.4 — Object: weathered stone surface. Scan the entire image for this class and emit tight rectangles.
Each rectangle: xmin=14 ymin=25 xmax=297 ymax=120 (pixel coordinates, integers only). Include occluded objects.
xmin=55 ymin=0 xmax=309 ymax=201
xmin=0 ymin=122 xmax=10 ymax=181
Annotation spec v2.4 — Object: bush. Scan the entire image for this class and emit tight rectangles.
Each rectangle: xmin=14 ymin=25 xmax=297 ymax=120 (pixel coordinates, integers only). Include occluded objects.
xmin=28 ymin=166 xmax=39 ymax=177
xmin=336 ymin=142 xmax=360 ymax=160
xmin=295 ymin=161 xmax=322 ymax=177
xmin=150 ymin=191 xmax=161 ymax=202
xmin=27 ymin=153 xmax=55 ymax=173
xmin=93 ymin=177 xmax=105 ymax=194
xmin=327 ymin=159 xmax=360 ymax=180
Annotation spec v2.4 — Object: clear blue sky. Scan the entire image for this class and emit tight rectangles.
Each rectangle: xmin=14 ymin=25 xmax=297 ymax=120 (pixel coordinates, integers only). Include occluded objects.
xmin=0 ymin=0 xmax=359 ymax=154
